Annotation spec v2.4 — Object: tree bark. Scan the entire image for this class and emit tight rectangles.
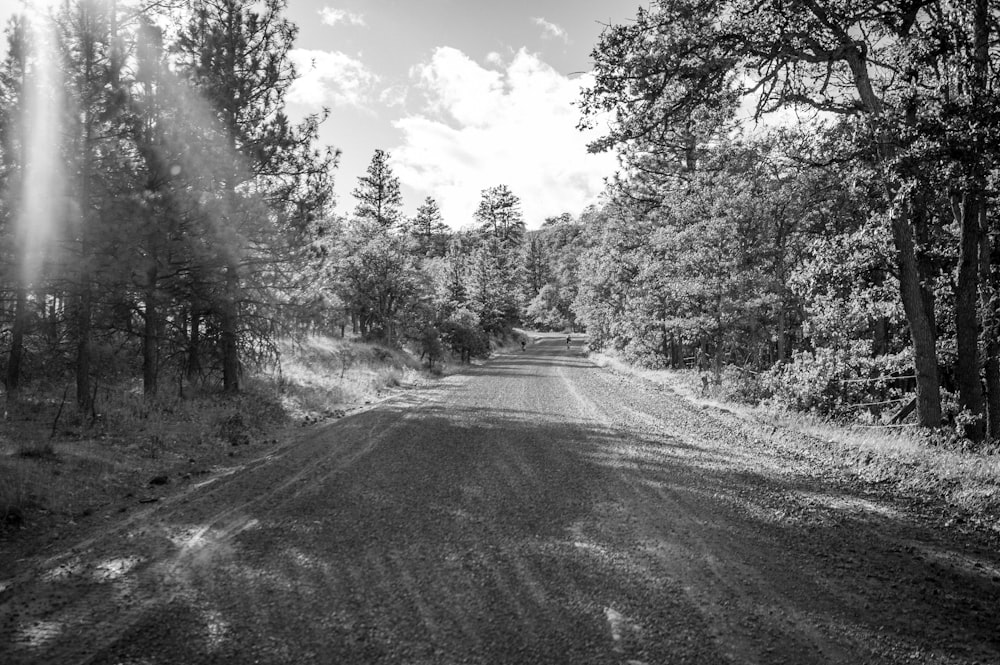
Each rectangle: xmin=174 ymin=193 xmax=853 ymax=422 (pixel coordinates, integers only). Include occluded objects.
xmin=76 ymin=271 xmax=93 ymax=415
xmin=6 ymin=286 xmax=27 ymax=401
xmin=143 ymin=264 xmax=159 ymax=397
xmin=985 ymin=340 xmax=1000 ymax=440
xmin=891 ymin=210 xmax=941 ymax=426
xmin=777 ymin=307 xmax=787 ymax=364
xmin=187 ymin=305 xmax=202 ymax=380
xmin=221 ymin=263 xmax=240 ymax=393
xmin=841 ymin=29 xmax=943 ymax=426
xmin=954 ymin=194 xmax=986 ymax=439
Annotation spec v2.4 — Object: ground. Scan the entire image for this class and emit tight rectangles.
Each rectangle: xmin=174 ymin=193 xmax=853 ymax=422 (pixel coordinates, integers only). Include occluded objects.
xmin=1 ymin=333 xmax=998 ymax=664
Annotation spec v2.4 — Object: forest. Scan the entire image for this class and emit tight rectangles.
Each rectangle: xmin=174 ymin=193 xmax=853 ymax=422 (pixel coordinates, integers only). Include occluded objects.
xmin=1 ymin=0 xmax=999 ymax=446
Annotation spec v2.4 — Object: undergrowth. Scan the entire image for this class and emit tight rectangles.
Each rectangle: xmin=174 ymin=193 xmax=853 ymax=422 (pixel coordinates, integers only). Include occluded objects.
xmin=590 ymin=352 xmax=1000 ymax=532
xmin=0 ymin=334 xmax=431 ymax=533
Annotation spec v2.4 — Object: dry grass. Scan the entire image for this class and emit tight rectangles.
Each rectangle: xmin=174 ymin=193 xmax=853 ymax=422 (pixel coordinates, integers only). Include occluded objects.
xmin=0 ymin=335 xmax=432 ymax=536
xmin=268 ymin=335 xmax=423 ymax=420
xmin=589 ymin=352 xmax=1000 ymax=531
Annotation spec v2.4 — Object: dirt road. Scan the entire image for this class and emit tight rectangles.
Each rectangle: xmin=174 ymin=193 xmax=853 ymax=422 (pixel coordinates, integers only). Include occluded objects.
xmin=2 ymin=335 xmax=999 ymax=664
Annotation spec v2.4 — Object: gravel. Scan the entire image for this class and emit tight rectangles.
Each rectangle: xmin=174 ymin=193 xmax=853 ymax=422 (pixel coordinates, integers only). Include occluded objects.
xmin=1 ymin=334 xmax=998 ymax=664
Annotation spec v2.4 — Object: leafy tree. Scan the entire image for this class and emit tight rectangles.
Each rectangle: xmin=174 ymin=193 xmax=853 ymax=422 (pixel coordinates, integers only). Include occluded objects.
xmin=518 ymin=234 xmax=549 ymax=308
xmin=336 ymin=226 xmax=421 ymax=344
xmin=525 ymin=284 xmax=570 ymax=331
xmin=579 ymin=0 xmax=1000 ymax=428
xmin=466 ymin=239 xmax=518 ymax=334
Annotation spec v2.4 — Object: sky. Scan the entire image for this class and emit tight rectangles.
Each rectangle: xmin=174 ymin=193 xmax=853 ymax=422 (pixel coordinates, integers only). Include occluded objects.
xmin=1 ymin=0 xmax=646 ymax=229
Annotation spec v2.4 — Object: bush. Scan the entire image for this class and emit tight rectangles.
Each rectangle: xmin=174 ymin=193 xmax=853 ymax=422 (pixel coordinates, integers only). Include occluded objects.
xmin=441 ymin=309 xmax=490 ymax=363
xmin=758 ymin=345 xmax=912 ymax=417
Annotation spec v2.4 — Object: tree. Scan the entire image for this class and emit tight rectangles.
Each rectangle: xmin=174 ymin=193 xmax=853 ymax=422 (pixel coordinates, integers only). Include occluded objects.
xmin=408 ymin=195 xmax=449 ymax=257
xmin=580 ymin=0 xmax=984 ymax=428
xmin=336 ymin=228 xmax=421 ymax=344
xmin=56 ymin=0 xmax=136 ymax=414
xmin=475 ymin=185 xmax=524 ymax=248
xmin=0 ymin=16 xmax=33 ymax=401
xmin=525 ymin=284 xmax=570 ymax=331
xmin=353 ymin=148 xmax=403 ymax=230
xmin=173 ymin=0 xmax=333 ymax=393
xmin=518 ymin=234 xmax=549 ymax=308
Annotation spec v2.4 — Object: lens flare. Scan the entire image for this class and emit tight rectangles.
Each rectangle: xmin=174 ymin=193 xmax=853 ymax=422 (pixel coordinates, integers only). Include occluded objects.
xmin=17 ymin=8 xmax=63 ymax=285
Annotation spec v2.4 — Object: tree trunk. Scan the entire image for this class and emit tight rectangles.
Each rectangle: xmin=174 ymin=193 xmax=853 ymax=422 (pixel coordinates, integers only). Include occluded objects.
xmin=966 ymin=0 xmax=993 ymax=439
xmin=985 ymin=341 xmax=1000 ymax=440
xmin=6 ymin=286 xmax=28 ymax=401
xmin=76 ymin=275 xmax=93 ymax=415
xmin=980 ymin=208 xmax=999 ymax=439
xmin=777 ymin=307 xmax=787 ymax=364
xmin=843 ymin=38 xmax=943 ymax=426
xmin=187 ymin=305 xmax=202 ymax=380
xmin=143 ymin=265 xmax=159 ymax=396
xmin=954 ymin=194 xmax=986 ymax=439
xmin=891 ymin=209 xmax=941 ymax=426
xmin=872 ymin=316 xmax=889 ymax=357
xmin=221 ymin=263 xmax=240 ymax=393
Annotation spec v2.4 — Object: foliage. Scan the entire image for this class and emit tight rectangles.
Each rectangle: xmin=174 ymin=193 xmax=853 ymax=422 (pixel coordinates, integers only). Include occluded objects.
xmin=475 ymin=185 xmax=524 ymax=248
xmin=577 ymin=0 xmax=1000 ymax=439
xmin=407 ymin=196 xmax=449 ymax=257
xmin=352 ymin=148 xmax=403 ymax=230
xmin=0 ymin=0 xmax=335 ymax=408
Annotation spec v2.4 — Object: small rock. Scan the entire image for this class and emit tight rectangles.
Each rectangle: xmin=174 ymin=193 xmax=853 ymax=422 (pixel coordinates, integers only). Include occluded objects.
xmin=148 ymin=475 xmax=170 ymax=486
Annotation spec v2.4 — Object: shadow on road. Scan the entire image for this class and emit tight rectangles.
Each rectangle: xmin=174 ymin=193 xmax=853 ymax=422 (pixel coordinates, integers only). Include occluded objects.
xmin=3 ymin=365 xmax=999 ymax=664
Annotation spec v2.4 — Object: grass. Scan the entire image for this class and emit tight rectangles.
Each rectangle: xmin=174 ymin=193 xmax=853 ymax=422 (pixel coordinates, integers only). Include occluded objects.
xmin=589 ymin=351 xmax=1000 ymax=532
xmin=269 ymin=335 xmax=423 ymax=420
xmin=0 ymin=334 xmax=434 ymax=536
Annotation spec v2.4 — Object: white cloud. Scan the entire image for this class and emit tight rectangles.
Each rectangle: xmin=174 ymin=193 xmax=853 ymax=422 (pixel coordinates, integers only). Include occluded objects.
xmin=392 ymin=47 xmax=616 ymax=228
xmin=379 ymin=84 xmax=409 ymax=108
xmin=287 ymin=49 xmax=379 ymax=109
xmin=532 ymin=17 xmax=569 ymax=43
xmin=319 ymin=7 xmax=366 ymax=27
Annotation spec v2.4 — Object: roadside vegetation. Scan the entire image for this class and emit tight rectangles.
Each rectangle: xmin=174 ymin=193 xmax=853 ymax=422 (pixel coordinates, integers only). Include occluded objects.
xmin=3 ymin=1 xmax=1000 ymax=540
xmin=592 ymin=351 xmax=1000 ymax=534
xmin=0 ymin=334 xmax=430 ymax=533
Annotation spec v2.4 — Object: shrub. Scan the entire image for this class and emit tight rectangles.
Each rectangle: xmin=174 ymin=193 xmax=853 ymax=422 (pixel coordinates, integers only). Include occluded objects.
xmin=441 ymin=310 xmax=490 ymax=363
xmin=758 ymin=345 xmax=912 ymax=418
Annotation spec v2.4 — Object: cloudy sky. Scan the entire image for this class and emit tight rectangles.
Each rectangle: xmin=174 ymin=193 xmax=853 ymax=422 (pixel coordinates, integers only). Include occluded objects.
xmin=283 ymin=0 xmax=643 ymax=228
xmin=3 ymin=0 xmax=644 ymax=228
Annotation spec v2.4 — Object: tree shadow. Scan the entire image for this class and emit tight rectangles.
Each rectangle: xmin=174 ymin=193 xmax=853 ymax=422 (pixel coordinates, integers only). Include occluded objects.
xmin=3 ymin=395 xmax=998 ymax=664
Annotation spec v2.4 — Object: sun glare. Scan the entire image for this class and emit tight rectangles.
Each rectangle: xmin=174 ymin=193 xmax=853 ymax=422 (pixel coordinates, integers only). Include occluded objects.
xmin=17 ymin=1 xmax=64 ymax=285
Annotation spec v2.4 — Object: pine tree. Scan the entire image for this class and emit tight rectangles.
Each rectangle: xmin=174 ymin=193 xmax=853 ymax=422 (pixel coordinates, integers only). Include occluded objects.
xmin=173 ymin=0 xmax=331 ymax=393
xmin=475 ymin=184 xmax=524 ymax=248
xmin=409 ymin=196 xmax=449 ymax=256
xmin=57 ymin=0 xmax=134 ymax=414
xmin=353 ymin=149 xmax=403 ymax=231
xmin=0 ymin=16 xmax=31 ymax=400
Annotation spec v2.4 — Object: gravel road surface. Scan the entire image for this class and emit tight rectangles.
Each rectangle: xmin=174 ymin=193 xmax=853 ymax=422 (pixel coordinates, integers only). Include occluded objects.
xmin=1 ymin=335 xmax=999 ymax=664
